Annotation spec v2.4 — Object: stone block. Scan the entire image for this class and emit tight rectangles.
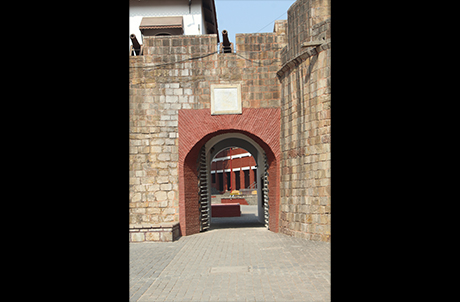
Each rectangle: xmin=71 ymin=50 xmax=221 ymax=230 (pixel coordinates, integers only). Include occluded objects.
xmin=132 ymin=193 xmax=141 ymax=202
xmin=146 ymin=207 xmax=160 ymax=214
xmin=160 ymin=183 xmax=172 ymax=190
xmin=166 ymin=95 xmax=178 ymax=103
xmin=157 ymin=176 xmax=169 ymax=184
xmin=167 ymin=191 xmax=175 ymax=200
xmin=158 ymin=153 xmax=171 ymax=161
xmin=155 ymin=191 xmax=167 ymax=201
xmin=131 ymin=232 xmax=144 ymax=242
xmin=152 ymin=139 xmax=165 ymax=146
xmin=163 ymin=208 xmax=176 ymax=215
xmin=160 ymin=232 xmax=173 ymax=242
xmin=145 ymin=232 xmax=160 ymax=241
xmin=150 ymin=146 xmax=162 ymax=153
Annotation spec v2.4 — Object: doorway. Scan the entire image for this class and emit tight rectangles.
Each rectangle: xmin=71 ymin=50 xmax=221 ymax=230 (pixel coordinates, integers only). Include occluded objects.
xmin=196 ymin=133 xmax=271 ymax=231
xmin=208 ymin=146 xmax=262 ymax=229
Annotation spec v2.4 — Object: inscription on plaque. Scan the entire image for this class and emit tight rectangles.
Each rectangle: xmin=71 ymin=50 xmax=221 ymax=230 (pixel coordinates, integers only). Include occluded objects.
xmin=211 ymin=84 xmax=242 ymax=115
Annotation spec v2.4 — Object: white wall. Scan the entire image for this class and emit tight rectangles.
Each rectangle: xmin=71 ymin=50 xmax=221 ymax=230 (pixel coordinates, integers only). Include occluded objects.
xmin=129 ymin=0 xmax=204 ymax=45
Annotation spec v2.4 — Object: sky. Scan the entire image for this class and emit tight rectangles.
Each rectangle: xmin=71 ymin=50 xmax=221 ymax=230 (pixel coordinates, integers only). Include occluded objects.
xmin=214 ymin=0 xmax=297 ymax=44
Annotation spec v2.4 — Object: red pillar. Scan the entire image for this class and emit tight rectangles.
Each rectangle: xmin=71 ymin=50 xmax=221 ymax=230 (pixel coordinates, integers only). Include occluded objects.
xmin=229 ymin=148 xmax=233 ymax=191
xmin=223 ymin=171 xmax=228 ymax=191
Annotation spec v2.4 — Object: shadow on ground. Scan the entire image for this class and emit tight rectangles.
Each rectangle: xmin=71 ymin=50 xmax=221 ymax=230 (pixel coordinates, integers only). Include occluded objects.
xmin=209 ymin=205 xmax=265 ymax=229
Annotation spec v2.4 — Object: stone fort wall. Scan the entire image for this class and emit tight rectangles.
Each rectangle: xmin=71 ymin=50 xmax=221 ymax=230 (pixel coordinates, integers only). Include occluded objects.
xmin=278 ymin=2 xmax=331 ymax=241
xmin=129 ymin=27 xmax=287 ymax=228
xmin=129 ymin=0 xmax=331 ymax=242
xmin=277 ymin=0 xmax=331 ymax=241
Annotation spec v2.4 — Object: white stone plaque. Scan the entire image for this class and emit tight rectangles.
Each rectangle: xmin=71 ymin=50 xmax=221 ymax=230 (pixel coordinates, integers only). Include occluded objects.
xmin=211 ymin=84 xmax=242 ymax=115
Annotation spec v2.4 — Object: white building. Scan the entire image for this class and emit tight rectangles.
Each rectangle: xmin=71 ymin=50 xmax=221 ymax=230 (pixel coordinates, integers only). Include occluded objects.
xmin=129 ymin=0 xmax=219 ymax=46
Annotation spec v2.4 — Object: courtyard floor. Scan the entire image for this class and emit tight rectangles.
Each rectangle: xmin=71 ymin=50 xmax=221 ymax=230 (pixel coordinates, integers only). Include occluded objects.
xmin=129 ymin=206 xmax=331 ymax=301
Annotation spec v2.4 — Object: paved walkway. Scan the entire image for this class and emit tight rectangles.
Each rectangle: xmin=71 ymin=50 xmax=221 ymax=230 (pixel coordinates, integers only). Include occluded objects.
xmin=130 ymin=206 xmax=330 ymax=302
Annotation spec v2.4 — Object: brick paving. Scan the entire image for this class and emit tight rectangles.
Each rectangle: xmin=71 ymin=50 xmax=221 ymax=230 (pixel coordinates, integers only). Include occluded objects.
xmin=130 ymin=206 xmax=330 ymax=301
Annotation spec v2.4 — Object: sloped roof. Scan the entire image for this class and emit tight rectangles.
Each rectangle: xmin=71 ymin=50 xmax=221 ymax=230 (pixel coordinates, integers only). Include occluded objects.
xmin=139 ymin=16 xmax=183 ymax=29
xmin=203 ymin=0 xmax=219 ymax=42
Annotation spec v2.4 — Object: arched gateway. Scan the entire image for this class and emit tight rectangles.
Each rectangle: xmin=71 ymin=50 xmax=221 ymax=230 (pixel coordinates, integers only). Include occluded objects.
xmin=200 ymin=133 xmax=268 ymax=230
xmin=178 ymin=108 xmax=281 ymax=236
xmin=130 ymin=0 xmax=331 ymax=243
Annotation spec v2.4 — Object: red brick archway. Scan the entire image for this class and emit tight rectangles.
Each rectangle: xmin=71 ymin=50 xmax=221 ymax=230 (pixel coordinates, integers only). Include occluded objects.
xmin=178 ymin=108 xmax=280 ymax=236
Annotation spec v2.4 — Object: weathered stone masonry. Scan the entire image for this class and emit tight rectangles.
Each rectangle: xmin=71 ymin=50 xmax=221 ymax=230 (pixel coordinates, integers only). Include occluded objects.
xmin=278 ymin=0 xmax=331 ymax=241
xmin=129 ymin=26 xmax=287 ymax=241
xmin=129 ymin=0 xmax=331 ymax=242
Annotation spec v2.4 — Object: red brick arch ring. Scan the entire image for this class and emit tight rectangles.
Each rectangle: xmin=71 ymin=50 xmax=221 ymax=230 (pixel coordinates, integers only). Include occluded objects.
xmin=178 ymin=108 xmax=280 ymax=236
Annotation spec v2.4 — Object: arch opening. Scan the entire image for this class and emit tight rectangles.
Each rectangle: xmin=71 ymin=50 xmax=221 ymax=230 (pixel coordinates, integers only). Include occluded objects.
xmin=208 ymin=144 xmax=262 ymax=230
xmin=180 ymin=130 xmax=279 ymax=236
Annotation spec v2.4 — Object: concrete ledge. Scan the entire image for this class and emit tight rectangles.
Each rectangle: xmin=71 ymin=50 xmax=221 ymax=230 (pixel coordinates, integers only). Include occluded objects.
xmin=129 ymin=222 xmax=181 ymax=242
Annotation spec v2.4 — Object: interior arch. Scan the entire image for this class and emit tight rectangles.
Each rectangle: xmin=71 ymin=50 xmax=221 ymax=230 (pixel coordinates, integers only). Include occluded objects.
xmin=205 ymin=133 xmax=266 ymax=224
